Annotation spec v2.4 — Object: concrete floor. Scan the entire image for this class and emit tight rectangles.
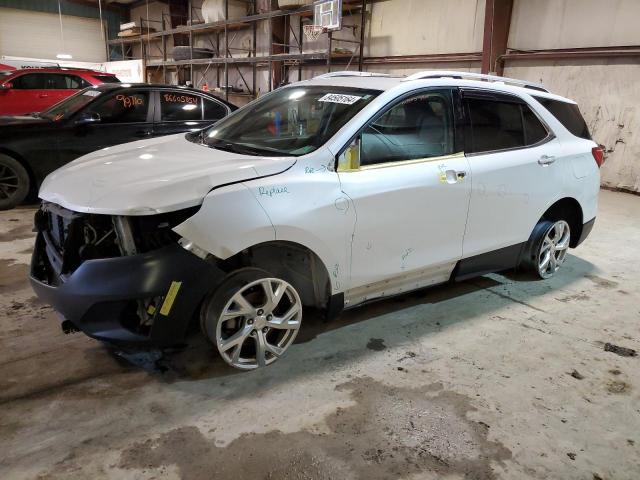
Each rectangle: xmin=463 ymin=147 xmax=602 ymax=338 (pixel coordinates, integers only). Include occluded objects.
xmin=0 ymin=189 xmax=638 ymax=480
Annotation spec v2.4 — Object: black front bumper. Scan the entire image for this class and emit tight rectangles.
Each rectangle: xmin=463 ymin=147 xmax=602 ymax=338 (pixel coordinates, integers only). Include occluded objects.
xmin=30 ymin=232 xmax=224 ymax=347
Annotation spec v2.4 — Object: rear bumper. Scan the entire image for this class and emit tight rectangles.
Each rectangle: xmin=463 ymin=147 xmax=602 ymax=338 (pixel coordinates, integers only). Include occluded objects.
xmin=575 ymin=217 xmax=596 ymax=247
xmin=30 ymin=232 xmax=224 ymax=347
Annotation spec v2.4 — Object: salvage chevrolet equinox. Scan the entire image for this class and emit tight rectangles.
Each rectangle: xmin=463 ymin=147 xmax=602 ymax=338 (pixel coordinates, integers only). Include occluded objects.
xmin=31 ymin=71 xmax=603 ymax=370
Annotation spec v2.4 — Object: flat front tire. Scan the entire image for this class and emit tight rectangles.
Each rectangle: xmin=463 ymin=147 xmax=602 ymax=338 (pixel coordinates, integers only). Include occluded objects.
xmin=0 ymin=154 xmax=30 ymax=210
xmin=200 ymin=268 xmax=303 ymax=370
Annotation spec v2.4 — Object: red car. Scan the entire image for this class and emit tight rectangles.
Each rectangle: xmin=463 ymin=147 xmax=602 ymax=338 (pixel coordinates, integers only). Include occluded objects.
xmin=0 ymin=68 xmax=120 ymax=116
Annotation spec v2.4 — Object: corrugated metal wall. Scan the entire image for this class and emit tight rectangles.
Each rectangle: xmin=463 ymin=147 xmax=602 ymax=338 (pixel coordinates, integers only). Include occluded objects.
xmin=505 ymin=0 xmax=640 ymax=192
xmin=0 ymin=7 xmax=107 ymax=62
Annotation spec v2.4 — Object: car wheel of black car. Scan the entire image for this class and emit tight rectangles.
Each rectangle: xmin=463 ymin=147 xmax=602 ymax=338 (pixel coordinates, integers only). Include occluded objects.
xmin=200 ymin=267 xmax=303 ymax=370
xmin=0 ymin=154 xmax=30 ymax=210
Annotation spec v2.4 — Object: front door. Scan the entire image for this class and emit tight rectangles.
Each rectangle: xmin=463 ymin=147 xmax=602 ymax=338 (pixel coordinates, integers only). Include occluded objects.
xmin=336 ymin=88 xmax=471 ymax=305
xmin=59 ymin=89 xmax=154 ymax=163
xmin=1 ymin=73 xmax=52 ymax=115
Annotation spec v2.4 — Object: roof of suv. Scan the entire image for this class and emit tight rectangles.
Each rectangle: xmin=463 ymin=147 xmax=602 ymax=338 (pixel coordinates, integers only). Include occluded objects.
xmin=298 ymin=71 xmax=575 ymax=104
xmin=5 ymin=67 xmax=116 ymax=76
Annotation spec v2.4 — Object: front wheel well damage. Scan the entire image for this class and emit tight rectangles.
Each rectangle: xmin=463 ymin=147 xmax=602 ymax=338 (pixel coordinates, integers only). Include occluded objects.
xmin=540 ymin=197 xmax=583 ymax=248
xmin=215 ymin=241 xmax=332 ymax=309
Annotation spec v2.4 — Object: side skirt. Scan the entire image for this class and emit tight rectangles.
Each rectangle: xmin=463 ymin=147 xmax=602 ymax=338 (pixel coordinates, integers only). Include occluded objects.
xmin=453 ymin=242 xmax=526 ymax=281
xmin=327 ymin=243 xmax=527 ymax=318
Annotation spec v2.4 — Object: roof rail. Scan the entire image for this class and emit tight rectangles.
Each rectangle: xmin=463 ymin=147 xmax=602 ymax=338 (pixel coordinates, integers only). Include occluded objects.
xmin=313 ymin=71 xmax=391 ymax=79
xmin=403 ymin=70 xmax=549 ymax=92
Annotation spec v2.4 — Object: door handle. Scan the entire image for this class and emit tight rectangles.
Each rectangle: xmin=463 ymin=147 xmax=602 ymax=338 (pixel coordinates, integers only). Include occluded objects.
xmin=443 ymin=169 xmax=466 ymax=184
xmin=538 ymin=155 xmax=556 ymax=166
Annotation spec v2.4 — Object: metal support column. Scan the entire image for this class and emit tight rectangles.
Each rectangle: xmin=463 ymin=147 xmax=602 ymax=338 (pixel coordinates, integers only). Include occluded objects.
xmin=358 ymin=0 xmax=366 ymax=71
xmin=224 ymin=0 xmax=229 ymax=101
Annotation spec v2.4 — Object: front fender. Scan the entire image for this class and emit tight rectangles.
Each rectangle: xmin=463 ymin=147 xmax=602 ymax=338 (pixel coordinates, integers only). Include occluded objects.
xmin=173 ymin=183 xmax=276 ymax=259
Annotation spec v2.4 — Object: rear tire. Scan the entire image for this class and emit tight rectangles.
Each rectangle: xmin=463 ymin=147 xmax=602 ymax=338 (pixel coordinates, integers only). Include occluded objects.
xmin=522 ymin=219 xmax=571 ymax=279
xmin=0 ymin=154 xmax=30 ymax=210
xmin=200 ymin=267 xmax=303 ymax=370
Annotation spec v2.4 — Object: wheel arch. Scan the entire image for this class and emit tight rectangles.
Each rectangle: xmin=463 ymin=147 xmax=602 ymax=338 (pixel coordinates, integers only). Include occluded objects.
xmin=539 ymin=197 xmax=583 ymax=248
xmin=218 ymin=240 xmax=332 ymax=310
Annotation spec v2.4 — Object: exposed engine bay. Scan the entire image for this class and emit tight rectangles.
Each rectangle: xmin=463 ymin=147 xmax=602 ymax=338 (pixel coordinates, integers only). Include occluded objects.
xmin=31 ymin=202 xmax=203 ymax=338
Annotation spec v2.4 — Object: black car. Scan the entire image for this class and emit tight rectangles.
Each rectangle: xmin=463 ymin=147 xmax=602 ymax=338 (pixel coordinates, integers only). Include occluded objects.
xmin=0 ymin=83 xmax=236 ymax=209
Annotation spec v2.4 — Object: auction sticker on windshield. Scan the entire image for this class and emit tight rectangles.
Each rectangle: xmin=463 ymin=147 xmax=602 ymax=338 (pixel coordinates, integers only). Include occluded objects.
xmin=318 ymin=93 xmax=362 ymax=105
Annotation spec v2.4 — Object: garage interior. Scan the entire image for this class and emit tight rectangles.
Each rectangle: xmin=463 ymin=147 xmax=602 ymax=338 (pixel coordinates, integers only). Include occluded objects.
xmin=1 ymin=0 xmax=639 ymax=479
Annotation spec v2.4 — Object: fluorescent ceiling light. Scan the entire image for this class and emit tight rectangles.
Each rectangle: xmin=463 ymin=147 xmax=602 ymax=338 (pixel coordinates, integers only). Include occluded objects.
xmin=56 ymin=53 xmax=72 ymax=59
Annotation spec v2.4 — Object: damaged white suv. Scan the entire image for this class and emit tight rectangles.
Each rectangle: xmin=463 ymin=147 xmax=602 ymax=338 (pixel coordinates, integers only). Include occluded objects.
xmin=31 ymin=71 xmax=602 ymax=370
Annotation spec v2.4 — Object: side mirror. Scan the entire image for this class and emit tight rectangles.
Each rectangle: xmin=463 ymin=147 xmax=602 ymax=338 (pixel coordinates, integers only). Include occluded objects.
xmin=337 ymin=137 xmax=361 ymax=172
xmin=0 ymin=82 xmax=12 ymax=91
xmin=75 ymin=112 xmax=101 ymax=125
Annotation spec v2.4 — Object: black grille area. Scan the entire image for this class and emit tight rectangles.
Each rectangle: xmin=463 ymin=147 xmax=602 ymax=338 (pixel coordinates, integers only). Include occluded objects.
xmin=35 ymin=203 xmax=121 ymax=277
xmin=34 ymin=203 xmax=200 ymax=279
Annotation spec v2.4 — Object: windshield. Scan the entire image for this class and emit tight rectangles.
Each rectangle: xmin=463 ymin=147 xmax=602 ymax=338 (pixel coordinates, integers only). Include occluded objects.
xmin=200 ymin=86 xmax=380 ymax=156
xmin=40 ymin=87 xmax=104 ymax=120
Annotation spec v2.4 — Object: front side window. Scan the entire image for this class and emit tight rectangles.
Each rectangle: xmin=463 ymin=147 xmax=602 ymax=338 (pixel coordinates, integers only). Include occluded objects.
xmin=465 ymin=95 xmax=549 ymax=154
xmin=359 ymin=89 xmax=455 ymax=166
xmin=160 ymin=91 xmax=203 ymax=121
xmin=86 ymin=91 xmax=149 ymax=123
xmin=11 ymin=73 xmax=47 ymax=89
xmin=200 ymin=86 xmax=380 ymax=156
xmin=40 ymin=88 xmax=105 ymax=120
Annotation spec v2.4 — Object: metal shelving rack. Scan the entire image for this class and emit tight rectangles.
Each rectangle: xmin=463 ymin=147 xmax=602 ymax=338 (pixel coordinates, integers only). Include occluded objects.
xmin=107 ymin=0 xmax=368 ymax=102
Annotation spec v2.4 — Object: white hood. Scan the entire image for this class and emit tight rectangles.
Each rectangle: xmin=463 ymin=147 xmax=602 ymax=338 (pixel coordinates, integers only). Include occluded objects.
xmin=39 ymin=134 xmax=296 ymax=215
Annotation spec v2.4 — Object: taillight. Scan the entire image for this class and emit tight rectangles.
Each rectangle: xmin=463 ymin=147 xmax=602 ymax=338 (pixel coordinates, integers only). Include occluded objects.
xmin=592 ymin=146 xmax=605 ymax=168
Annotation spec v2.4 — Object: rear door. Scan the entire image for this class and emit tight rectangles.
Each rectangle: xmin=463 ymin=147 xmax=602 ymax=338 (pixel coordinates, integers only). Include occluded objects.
xmin=460 ymin=89 xmax=566 ymax=258
xmin=45 ymin=73 xmax=91 ymax=105
xmin=152 ymin=90 xmax=229 ymax=137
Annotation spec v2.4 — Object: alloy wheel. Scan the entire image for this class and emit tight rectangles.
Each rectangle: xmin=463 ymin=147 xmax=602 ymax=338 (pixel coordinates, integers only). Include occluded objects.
xmin=215 ymin=278 xmax=302 ymax=370
xmin=537 ymin=220 xmax=570 ymax=278
xmin=0 ymin=164 xmax=20 ymax=201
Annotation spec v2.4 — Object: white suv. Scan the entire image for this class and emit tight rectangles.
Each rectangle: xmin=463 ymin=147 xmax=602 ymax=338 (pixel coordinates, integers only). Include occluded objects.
xmin=31 ymin=71 xmax=603 ymax=370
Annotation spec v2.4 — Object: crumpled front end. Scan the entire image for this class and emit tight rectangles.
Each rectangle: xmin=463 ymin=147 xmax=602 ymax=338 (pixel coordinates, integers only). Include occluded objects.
xmin=30 ymin=202 xmax=225 ymax=347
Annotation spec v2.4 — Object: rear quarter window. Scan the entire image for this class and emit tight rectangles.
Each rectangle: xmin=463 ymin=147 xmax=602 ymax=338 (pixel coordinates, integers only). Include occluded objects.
xmin=533 ymin=96 xmax=591 ymax=140
xmin=93 ymin=75 xmax=120 ymax=84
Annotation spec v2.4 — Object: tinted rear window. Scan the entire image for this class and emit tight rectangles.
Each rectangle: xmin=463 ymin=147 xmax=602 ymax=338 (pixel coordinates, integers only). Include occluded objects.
xmin=93 ymin=75 xmax=120 ymax=83
xmin=465 ymin=97 xmax=549 ymax=154
xmin=533 ymin=96 xmax=591 ymax=140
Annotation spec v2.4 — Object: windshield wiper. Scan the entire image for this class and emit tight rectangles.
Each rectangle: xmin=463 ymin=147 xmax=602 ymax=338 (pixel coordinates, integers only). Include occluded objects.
xmin=211 ymin=142 xmax=283 ymax=157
